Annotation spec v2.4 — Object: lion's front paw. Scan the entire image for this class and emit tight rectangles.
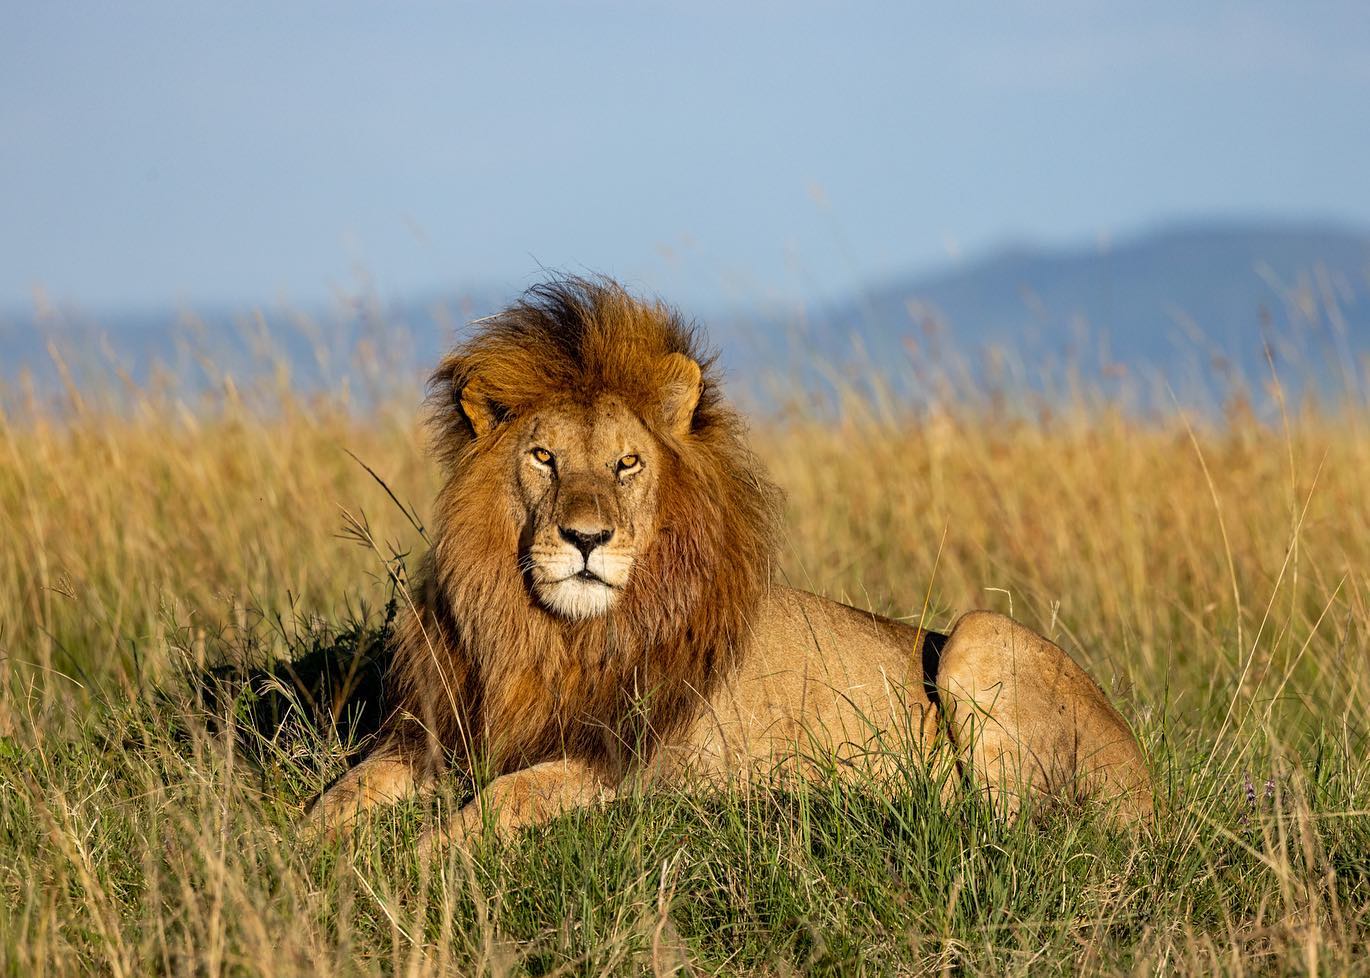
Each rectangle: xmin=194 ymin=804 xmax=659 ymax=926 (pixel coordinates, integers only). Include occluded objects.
xmin=417 ymin=800 xmax=488 ymax=858
xmin=297 ymin=807 xmax=328 ymax=843
xmin=297 ymin=789 xmax=357 ymax=845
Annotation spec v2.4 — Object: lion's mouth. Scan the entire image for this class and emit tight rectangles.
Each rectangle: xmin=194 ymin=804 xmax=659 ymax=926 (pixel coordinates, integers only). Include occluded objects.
xmin=527 ymin=550 xmax=630 ymax=617
xmin=567 ymin=569 xmax=622 ymax=589
xmin=536 ymin=565 xmax=624 ymax=620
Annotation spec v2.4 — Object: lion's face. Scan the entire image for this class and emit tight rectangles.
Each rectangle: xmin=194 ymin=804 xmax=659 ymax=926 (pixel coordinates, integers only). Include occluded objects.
xmin=510 ymin=396 xmax=665 ymax=620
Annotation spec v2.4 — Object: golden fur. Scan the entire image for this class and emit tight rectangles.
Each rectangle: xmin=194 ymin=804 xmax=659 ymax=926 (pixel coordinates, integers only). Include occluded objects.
xmin=307 ymin=277 xmax=1153 ymax=842
xmin=390 ymin=279 xmax=779 ymax=776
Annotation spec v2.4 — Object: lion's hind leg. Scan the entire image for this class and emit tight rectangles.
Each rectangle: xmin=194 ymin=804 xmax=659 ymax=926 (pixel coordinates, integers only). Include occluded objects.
xmin=933 ymin=611 xmax=1153 ymax=824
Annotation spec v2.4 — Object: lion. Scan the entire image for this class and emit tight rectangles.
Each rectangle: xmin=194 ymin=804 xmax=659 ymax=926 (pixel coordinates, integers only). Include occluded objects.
xmin=307 ymin=277 xmax=1153 ymax=846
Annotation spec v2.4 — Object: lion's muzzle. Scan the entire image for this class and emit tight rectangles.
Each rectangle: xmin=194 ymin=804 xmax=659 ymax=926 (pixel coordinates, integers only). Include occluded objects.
xmin=530 ymin=511 xmax=633 ymax=619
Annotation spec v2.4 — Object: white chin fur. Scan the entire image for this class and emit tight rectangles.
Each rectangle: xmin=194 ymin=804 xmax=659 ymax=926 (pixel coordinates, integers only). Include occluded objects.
xmin=537 ymin=576 xmax=619 ymax=619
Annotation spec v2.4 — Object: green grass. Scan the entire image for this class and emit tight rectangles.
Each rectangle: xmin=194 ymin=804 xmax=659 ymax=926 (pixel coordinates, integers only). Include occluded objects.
xmin=6 ymin=581 xmax=1369 ymax=975
xmin=3 ymin=347 xmax=1370 ymax=974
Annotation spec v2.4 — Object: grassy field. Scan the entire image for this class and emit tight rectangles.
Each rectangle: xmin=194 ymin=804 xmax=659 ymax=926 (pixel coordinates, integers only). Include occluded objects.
xmin=1 ymin=343 xmax=1368 ymax=976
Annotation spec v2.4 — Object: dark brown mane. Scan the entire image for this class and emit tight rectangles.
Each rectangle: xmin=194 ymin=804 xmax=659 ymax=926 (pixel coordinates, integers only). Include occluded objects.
xmin=385 ymin=277 xmax=782 ymax=779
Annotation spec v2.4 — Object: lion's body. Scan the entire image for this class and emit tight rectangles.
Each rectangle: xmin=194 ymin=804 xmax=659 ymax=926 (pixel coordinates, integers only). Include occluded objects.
xmin=307 ymin=278 xmax=1152 ymax=844
xmin=665 ymin=586 xmax=934 ymax=782
xmin=666 ymin=588 xmax=1152 ymax=823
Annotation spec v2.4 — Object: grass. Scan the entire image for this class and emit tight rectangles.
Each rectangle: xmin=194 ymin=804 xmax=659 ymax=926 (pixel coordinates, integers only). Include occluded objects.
xmin=2 ymin=334 xmax=1369 ymax=975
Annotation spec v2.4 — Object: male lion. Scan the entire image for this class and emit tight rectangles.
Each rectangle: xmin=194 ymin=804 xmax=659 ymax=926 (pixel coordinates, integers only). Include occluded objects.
xmin=308 ymin=277 xmax=1152 ymax=845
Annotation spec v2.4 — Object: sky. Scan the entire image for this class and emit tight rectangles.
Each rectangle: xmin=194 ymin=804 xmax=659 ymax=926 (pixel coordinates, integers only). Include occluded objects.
xmin=3 ymin=1 xmax=1369 ymax=313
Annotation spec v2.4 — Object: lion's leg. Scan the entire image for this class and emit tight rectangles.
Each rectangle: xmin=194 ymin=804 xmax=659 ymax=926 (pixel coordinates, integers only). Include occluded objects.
xmin=304 ymin=739 xmax=439 ymax=837
xmin=934 ymin=611 xmax=1153 ymax=824
xmin=421 ymin=757 xmax=613 ymax=851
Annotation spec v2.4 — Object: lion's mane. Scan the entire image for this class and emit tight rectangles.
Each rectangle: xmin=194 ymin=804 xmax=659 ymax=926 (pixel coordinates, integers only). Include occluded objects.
xmin=386 ymin=277 xmax=781 ymax=778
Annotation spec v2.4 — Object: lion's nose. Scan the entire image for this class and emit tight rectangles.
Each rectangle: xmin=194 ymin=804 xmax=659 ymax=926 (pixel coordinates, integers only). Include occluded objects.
xmin=559 ymin=525 xmax=614 ymax=559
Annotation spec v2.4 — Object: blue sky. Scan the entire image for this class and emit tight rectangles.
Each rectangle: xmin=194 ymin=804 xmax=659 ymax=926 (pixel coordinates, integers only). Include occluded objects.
xmin=3 ymin=1 xmax=1368 ymax=312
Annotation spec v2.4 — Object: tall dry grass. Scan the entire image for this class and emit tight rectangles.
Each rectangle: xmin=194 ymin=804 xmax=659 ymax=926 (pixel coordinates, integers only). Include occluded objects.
xmin=1 ymin=328 xmax=1368 ymax=975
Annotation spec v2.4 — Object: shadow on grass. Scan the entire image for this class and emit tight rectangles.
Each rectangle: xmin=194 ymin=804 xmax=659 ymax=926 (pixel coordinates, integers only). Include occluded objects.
xmin=173 ymin=599 xmax=398 ymax=771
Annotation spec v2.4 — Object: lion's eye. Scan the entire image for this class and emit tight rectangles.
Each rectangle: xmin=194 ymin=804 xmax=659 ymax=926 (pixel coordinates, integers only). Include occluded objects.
xmin=616 ymin=454 xmax=640 ymax=473
xmin=531 ymin=447 xmax=554 ymax=467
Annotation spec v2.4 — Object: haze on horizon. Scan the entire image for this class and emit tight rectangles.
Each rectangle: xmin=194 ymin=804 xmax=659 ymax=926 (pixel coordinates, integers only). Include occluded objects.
xmin=4 ymin=1 xmax=1369 ymax=315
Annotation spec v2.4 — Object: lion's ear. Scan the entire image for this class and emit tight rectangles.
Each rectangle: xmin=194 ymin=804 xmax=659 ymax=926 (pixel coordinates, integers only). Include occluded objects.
xmin=457 ymin=381 xmax=506 ymax=438
xmin=657 ymin=353 xmax=703 ymax=436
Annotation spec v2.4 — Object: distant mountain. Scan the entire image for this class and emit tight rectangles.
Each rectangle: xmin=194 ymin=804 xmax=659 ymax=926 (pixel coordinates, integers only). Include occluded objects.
xmin=781 ymin=221 xmax=1370 ymax=391
xmin=5 ymin=220 xmax=1368 ymax=404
